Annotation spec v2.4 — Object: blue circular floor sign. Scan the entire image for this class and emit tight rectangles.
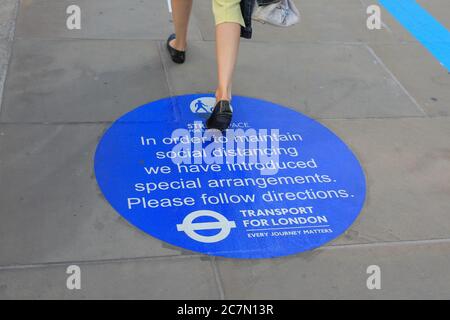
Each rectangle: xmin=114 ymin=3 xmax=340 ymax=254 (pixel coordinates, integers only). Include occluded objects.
xmin=94 ymin=94 xmax=366 ymax=259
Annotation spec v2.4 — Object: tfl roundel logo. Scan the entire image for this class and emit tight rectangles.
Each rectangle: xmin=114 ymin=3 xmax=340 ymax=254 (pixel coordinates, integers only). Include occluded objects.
xmin=177 ymin=210 xmax=236 ymax=243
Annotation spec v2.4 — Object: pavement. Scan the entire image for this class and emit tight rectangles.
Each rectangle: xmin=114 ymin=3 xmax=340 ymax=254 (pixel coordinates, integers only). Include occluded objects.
xmin=0 ymin=0 xmax=450 ymax=299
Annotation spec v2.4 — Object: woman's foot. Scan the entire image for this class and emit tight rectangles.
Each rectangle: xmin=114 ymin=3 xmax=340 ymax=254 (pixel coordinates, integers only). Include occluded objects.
xmin=206 ymin=100 xmax=233 ymax=131
xmin=166 ymin=33 xmax=186 ymax=64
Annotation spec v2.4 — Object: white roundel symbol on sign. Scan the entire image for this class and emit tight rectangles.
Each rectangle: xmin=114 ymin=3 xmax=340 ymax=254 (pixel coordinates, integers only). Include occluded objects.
xmin=177 ymin=210 xmax=237 ymax=243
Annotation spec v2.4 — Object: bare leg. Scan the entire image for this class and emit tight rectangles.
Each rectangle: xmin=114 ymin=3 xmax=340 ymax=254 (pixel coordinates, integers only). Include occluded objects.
xmin=215 ymin=22 xmax=241 ymax=102
xmin=170 ymin=0 xmax=193 ymax=51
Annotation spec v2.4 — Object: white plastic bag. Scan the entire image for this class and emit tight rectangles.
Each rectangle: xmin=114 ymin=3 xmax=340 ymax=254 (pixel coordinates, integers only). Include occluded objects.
xmin=252 ymin=0 xmax=300 ymax=27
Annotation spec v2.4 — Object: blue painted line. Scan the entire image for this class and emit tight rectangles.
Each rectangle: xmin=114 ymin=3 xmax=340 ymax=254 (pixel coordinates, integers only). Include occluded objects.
xmin=379 ymin=0 xmax=450 ymax=71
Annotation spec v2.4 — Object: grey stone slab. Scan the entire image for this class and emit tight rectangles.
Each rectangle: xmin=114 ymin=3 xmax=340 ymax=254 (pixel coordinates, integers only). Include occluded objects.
xmin=216 ymin=241 xmax=450 ymax=299
xmin=0 ymin=0 xmax=18 ymax=40
xmin=193 ymin=0 xmax=414 ymax=44
xmin=360 ymin=0 xmax=425 ymax=44
xmin=161 ymin=40 xmax=424 ymax=119
xmin=368 ymin=0 xmax=450 ymax=45
xmin=418 ymin=0 xmax=450 ymax=30
xmin=0 ymin=257 xmax=219 ymax=299
xmin=0 ymin=124 xmax=186 ymax=266
xmin=369 ymin=42 xmax=450 ymax=117
xmin=0 ymin=39 xmax=170 ymax=122
xmin=323 ymin=117 xmax=450 ymax=246
xmin=15 ymin=0 xmax=202 ymax=40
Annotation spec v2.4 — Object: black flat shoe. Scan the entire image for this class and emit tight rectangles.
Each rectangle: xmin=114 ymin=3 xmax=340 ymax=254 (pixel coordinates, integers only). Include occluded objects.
xmin=166 ymin=33 xmax=185 ymax=64
xmin=206 ymin=100 xmax=233 ymax=131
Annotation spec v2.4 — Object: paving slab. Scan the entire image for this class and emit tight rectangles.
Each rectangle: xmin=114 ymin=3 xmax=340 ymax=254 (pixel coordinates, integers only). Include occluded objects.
xmin=364 ymin=0 xmax=430 ymax=44
xmin=216 ymin=241 xmax=450 ymax=299
xmin=161 ymin=40 xmax=425 ymax=119
xmin=193 ymin=0 xmax=415 ymax=44
xmin=0 ymin=124 xmax=186 ymax=266
xmin=324 ymin=117 xmax=450 ymax=245
xmin=0 ymin=257 xmax=219 ymax=299
xmin=417 ymin=0 xmax=450 ymax=30
xmin=15 ymin=0 xmax=202 ymax=40
xmin=369 ymin=42 xmax=450 ymax=117
xmin=368 ymin=0 xmax=450 ymax=46
xmin=0 ymin=39 xmax=170 ymax=122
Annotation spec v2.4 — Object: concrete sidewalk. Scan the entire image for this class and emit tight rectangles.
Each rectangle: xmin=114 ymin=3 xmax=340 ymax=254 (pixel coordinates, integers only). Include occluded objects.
xmin=0 ymin=0 xmax=449 ymax=299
